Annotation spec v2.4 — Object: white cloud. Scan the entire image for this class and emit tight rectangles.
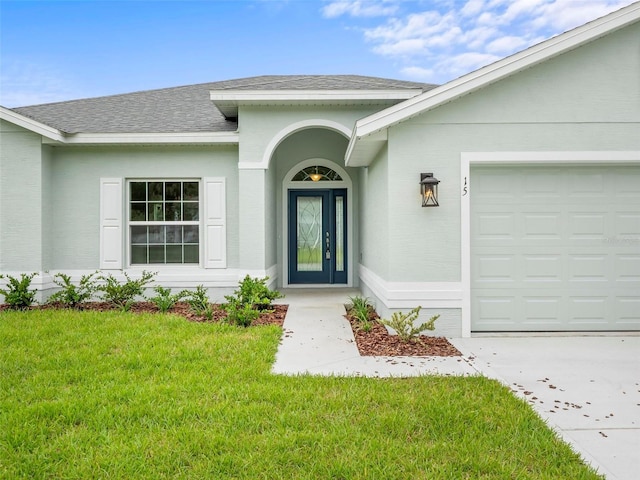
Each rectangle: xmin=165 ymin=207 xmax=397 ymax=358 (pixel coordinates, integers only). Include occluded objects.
xmin=400 ymin=66 xmax=435 ymax=82
xmin=486 ymin=35 xmax=528 ymax=54
xmin=322 ymin=0 xmax=399 ymax=18
xmin=0 ymin=59 xmax=80 ymax=107
xmin=321 ymin=0 xmax=637 ymax=83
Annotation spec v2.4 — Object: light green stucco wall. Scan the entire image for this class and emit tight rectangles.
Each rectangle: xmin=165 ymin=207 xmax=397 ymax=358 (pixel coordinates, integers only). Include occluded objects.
xmin=0 ymin=120 xmax=45 ymax=271
xmin=359 ymin=146 xmax=389 ymax=279
xmin=47 ymin=145 xmax=239 ymax=270
xmin=376 ymin=21 xmax=640 ymax=283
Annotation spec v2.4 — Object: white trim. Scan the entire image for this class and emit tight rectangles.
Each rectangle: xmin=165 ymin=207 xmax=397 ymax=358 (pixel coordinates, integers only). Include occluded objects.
xmin=210 ymin=89 xmax=423 ymax=102
xmin=210 ymin=89 xmax=423 ymax=118
xmin=99 ymin=178 xmax=123 ymax=270
xmin=58 ymin=132 xmax=239 ymax=145
xmin=282 ymin=158 xmax=354 ymax=288
xmin=203 ymin=177 xmax=227 ymax=269
xmin=460 ymin=151 xmax=640 ymax=337
xmin=346 ymin=2 xmax=640 ymax=166
xmin=0 ymin=106 xmax=66 ymax=142
xmin=9 ymin=267 xmax=279 ymax=296
xmin=359 ymin=264 xmax=463 ymax=309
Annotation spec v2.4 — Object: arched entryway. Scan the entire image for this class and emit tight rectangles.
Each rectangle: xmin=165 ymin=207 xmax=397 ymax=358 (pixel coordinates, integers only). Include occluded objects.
xmin=282 ymin=158 xmax=353 ymax=286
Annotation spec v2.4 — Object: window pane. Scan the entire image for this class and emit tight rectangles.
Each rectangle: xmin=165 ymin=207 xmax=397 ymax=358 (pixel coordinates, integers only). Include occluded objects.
xmin=165 ymin=202 xmax=182 ymax=221
xmin=184 ymin=245 xmax=199 ymax=263
xmin=131 ymin=245 xmax=147 ymax=264
xmin=131 ymin=182 xmax=146 ymax=201
xmin=166 ymin=245 xmax=182 ymax=263
xmin=165 ymin=182 xmax=181 ymax=201
xmin=131 ymin=203 xmax=146 ymax=221
xmin=184 ymin=182 xmax=198 ymax=200
xmin=335 ymin=196 xmax=344 ymax=272
xmin=183 ymin=225 xmax=199 ymax=243
xmin=183 ymin=202 xmax=199 ymax=221
xmin=131 ymin=226 xmax=147 ymax=244
xmin=149 ymin=203 xmax=164 ymax=221
xmin=148 ymin=182 xmax=163 ymax=201
xmin=297 ymin=196 xmax=323 ymax=271
xmin=148 ymin=226 xmax=165 ymax=244
xmin=166 ymin=226 xmax=182 ymax=243
xmin=149 ymin=245 xmax=165 ymax=263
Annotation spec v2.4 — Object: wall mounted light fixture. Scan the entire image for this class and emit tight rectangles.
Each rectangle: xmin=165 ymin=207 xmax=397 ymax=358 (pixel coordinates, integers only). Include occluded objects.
xmin=420 ymin=173 xmax=440 ymax=207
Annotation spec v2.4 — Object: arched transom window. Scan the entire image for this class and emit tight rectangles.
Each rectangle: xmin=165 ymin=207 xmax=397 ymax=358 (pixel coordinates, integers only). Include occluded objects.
xmin=292 ymin=165 xmax=343 ymax=182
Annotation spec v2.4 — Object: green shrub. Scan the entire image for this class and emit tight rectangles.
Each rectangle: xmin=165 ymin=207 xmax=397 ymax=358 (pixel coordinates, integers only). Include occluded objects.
xmin=98 ymin=271 xmax=155 ymax=311
xmin=347 ymin=295 xmax=375 ymax=332
xmin=184 ymin=285 xmax=214 ymax=320
xmin=234 ymin=275 xmax=283 ymax=309
xmin=48 ymin=272 xmax=99 ymax=308
xmin=379 ymin=306 xmax=439 ymax=342
xmin=0 ymin=273 xmax=37 ymax=310
xmin=223 ymin=296 xmax=260 ymax=327
xmin=148 ymin=286 xmax=187 ymax=313
xmin=222 ymin=276 xmax=283 ymax=327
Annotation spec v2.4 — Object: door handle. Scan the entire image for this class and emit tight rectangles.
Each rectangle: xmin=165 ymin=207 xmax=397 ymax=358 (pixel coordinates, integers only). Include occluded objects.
xmin=325 ymin=231 xmax=331 ymax=260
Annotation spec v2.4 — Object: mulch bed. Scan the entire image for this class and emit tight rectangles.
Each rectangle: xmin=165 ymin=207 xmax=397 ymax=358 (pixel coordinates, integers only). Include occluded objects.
xmin=4 ymin=301 xmax=460 ymax=357
xmin=9 ymin=301 xmax=289 ymax=327
xmin=345 ymin=310 xmax=462 ymax=357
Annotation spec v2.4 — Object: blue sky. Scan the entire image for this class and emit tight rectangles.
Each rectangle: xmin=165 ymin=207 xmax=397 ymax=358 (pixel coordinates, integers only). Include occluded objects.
xmin=0 ymin=0 xmax=635 ymax=107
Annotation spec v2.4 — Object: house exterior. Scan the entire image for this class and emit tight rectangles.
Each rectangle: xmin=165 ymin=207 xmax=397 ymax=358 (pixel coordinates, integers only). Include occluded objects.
xmin=1 ymin=3 xmax=639 ymax=336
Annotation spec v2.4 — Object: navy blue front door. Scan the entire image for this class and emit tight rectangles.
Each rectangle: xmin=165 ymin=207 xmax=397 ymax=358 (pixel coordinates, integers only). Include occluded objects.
xmin=288 ymin=189 xmax=347 ymax=284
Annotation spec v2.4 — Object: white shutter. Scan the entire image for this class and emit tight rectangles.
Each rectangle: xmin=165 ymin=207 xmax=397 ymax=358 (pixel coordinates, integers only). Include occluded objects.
xmin=204 ymin=177 xmax=227 ymax=268
xmin=100 ymin=178 xmax=123 ymax=269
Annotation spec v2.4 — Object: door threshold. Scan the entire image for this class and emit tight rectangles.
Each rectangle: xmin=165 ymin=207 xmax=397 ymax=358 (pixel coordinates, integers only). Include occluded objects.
xmin=285 ymin=284 xmax=351 ymax=289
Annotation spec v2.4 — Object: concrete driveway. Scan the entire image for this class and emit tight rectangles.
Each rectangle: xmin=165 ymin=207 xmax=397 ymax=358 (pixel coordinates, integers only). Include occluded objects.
xmin=451 ymin=336 xmax=640 ymax=480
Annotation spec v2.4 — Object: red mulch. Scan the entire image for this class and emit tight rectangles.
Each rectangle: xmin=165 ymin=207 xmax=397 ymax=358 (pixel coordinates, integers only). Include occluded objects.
xmin=345 ymin=310 xmax=461 ymax=357
xmin=12 ymin=301 xmax=288 ymax=327
xmin=3 ymin=301 xmax=460 ymax=357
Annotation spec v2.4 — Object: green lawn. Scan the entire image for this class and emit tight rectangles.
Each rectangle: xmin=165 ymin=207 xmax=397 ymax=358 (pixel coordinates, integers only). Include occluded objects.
xmin=1 ymin=310 xmax=602 ymax=479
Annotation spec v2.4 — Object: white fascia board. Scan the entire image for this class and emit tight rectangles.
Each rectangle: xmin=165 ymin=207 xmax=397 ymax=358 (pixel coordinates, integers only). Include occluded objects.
xmin=0 ymin=106 xmax=66 ymax=142
xmin=346 ymin=2 xmax=640 ymax=166
xmin=49 ymin=131 xmax=239 ymax=145
xmin=210 ymin=89 xmax=423 ymax=102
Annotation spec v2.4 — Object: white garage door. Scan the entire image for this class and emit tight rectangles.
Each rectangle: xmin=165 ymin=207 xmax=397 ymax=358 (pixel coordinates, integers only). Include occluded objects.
xmin=471 ymin=165 xmax=640 ymax=332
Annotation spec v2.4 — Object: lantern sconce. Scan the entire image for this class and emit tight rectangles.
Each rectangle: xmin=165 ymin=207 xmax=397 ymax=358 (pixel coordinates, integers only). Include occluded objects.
xmin=420 ymin=173 xmax=440 ymax=207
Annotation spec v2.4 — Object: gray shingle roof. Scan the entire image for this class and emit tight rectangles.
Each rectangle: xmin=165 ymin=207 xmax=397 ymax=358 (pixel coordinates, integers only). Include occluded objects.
xmin=11 ymin=75 xmax=436 ymax=134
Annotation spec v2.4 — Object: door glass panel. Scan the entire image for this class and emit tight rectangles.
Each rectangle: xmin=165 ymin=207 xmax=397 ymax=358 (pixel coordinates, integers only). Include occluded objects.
xmin=297 ymin=196 xmax=323 ymax=271
xmin=335 ymin=195 xmax=344 ymax=272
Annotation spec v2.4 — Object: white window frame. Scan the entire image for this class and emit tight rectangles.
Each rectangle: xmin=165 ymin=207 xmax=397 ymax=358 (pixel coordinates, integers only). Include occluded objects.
xmin=126 ymin=178 xmax=202 ymax=268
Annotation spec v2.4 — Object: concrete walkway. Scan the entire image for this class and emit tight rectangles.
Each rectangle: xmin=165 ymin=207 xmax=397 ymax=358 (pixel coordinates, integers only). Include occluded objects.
xmin=272 ymin=289 xmax=640 ymax=480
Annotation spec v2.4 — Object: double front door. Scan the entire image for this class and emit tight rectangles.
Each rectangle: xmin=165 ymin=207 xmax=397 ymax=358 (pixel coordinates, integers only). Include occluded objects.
xmin=288 ymin=189 xmax=347 ymax=284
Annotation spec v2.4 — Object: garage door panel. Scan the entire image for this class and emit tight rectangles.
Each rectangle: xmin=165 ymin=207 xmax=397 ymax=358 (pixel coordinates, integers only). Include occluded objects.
xmin=475 ymin=212 xmax=516 ymax=241
xmin=567 ymin=254 xmax=609 ymax=282
xmin=474 ymin=296 xmax=518 ymax=327
xmin=472 ymin=165 xmax=640 ymax=332
xmin=568 ymin=213 xmax=606 ymax=238
xmin=523 ymin=213 xmax=562 ymax=239
xmin=475 ymin=255 xmax=516 ymax=283
xmin=567 ymin=296 xmax=608 ymax=324
xmin=615 ymin=213 xmax=640 ymax=236
xmin=615 ymin=254 xmax=640 ymax=281
xmin=616 ymin=298 xmax=640 ymax=325
xmin=523 ymin=254 xmax=563 ymax=282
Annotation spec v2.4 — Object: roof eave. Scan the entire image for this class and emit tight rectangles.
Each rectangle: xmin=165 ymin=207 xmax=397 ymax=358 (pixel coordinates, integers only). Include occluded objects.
xmin=210 ymin=89 xmax=424 ymax=119
xmin=345 ymin=1 xmax=640 ymax=167
xmin=1 ymin=106 xmax=66 ymax=142
xmin=44 ymin=131 xmax=240 ymax=145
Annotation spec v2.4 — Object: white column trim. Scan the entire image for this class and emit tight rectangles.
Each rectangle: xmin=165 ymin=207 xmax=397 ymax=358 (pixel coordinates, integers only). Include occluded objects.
xmin=359 ymin=264 xmax=463 ymax=309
